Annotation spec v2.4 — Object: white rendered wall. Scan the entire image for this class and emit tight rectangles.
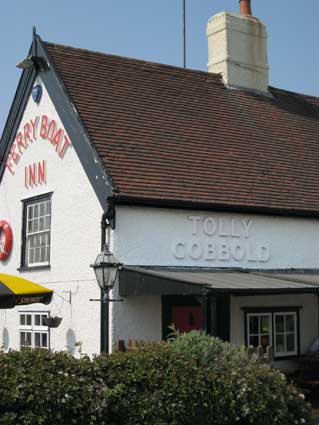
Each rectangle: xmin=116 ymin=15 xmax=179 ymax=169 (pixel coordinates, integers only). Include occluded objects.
xmin=230 ymin=294 xmax=318 ymax=355
xmin=0 ymin=78 xmax=103 ymax=356
xmin=114 ymin=206 xmax=319 ymax=269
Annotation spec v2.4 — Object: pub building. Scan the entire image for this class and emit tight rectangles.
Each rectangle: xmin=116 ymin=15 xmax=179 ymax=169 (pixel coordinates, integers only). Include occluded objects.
xmin=1 ymin=0 xmax=319 ymax=367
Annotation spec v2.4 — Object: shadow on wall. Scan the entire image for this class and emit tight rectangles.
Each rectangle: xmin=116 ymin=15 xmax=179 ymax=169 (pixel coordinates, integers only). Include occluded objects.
xmin=2 ymin=327 xmax=9 ymax=351
xmin=66 ymin=328 xmax=76 ymax=355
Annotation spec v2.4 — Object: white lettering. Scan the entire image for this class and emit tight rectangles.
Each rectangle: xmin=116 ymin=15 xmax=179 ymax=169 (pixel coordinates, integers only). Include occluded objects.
xmin=205 ymin=243 xmax=217 ymax=261
xmin=231 ymin=219 xmax=241 ymax=238
xmin=172 ymin=242 xmax=185 ymax=260
xmin=242 ymin=219 xmax=253 ymax=238
xmin=187 ymin=216 xmax=201 ymax=235
xmin=203 ymin=217 xmax=217 ymax=236
xmin=219 ymin=244 xmax=230 ymax=261
xmin=259 ymin=245 xmax=271 ymax=262
xmin=231 ymin=244 xmax=245 ymax=261
xmin=219 ymin=218 xmax=229 ymax=237
xmin=190 ymin=243 xmax=202 ymax=260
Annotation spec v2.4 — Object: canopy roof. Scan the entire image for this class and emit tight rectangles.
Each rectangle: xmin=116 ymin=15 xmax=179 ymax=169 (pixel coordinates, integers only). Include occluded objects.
xmin=119 ymin=267 xmax=319 ymax=297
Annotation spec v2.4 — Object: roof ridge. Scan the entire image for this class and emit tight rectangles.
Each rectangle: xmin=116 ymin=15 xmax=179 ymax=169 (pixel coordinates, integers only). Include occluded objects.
xmin=43 ymin=40 xmax=223 ymax=82
xmin=270 ymin=85 xmax=319 ymax=103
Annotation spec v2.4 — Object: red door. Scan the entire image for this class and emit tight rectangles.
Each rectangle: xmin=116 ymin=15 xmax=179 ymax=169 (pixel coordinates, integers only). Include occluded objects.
xmin=171 ymin=305 xmax=202 ymax=333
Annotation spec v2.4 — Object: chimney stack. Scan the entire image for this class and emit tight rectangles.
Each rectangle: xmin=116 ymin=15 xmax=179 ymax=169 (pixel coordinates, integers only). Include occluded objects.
xmin=239 ymin=0 xmax=252 ymax=16
xmin=206 ymin=1 xmax=269 ymax=94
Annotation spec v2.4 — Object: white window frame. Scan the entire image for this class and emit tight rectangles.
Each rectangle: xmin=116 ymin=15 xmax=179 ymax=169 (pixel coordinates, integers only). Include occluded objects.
xmin=19 ymin=311 xmax=50 ymax=349
xmin=22 ymin=194 xmax=52 ymax=268
xmin=246 ymin=310 xmax=299 ymax=358
xmin=247 ymin=313 xmax=272 ymax=348
xmin=274 ymin=312 xmax=298 ymax=357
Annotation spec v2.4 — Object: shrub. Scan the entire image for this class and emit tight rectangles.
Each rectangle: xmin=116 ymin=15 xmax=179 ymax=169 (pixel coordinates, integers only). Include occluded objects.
xmin=0 ymin=349 xmax=121 ymax=425
xmin=0 ymin=334 xmax=313 ymax=425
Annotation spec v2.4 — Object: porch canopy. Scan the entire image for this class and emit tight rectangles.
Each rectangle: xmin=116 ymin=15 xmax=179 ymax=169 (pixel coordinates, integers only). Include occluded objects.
xmin=119 ymin=267 xmax=319 ymax=297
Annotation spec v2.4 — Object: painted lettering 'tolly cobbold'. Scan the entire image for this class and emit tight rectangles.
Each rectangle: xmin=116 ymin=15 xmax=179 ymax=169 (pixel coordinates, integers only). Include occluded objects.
xmin=5 ymin=115 xmax=71 ymax=175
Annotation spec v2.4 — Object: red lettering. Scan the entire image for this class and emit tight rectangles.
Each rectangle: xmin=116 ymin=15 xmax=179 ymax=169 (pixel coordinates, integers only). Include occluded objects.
xmin=51 ymin=128 xmax=63 ymax=152
xmin=9 ymin=143 xmax=20 ymax=165
xmin=23 ymin=123 xmax=31 ymax=146
xmin=5 ymin=159 xmax=14 ymax=176
xmin=47 ymin=120 xmax=56 ymax=141
xmin=40 ymin=115 xmax=48 ymax=139
xmin=31 ymin=116 xmax=39 ymax=140
xmin=38 ymin=161 xmax=46 ymax=184
xmin=29 ymin=164 xmax=36 ymax=187
xmin=59 ymin=135 xmax=71 ymax=158
xmin=16 ymin=132 xmax=25 ymax=154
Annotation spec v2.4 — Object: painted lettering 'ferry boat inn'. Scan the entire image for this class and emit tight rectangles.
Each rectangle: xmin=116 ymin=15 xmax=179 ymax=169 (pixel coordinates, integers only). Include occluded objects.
xmin=1 ymin=0 xmax=319 ymax=367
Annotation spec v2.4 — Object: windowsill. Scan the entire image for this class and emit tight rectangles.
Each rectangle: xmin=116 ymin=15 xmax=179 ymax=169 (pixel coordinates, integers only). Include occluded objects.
xmin=17 ymin=265 xmax=51 ymax=272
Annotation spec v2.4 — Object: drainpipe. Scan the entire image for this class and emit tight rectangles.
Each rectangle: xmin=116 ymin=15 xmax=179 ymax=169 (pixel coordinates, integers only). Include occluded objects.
xmin=100 ymin=210 xmax=110 ymax=353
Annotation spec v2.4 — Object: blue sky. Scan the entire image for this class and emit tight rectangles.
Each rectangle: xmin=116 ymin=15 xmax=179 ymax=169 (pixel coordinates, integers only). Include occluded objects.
xmin=1 ymin=0 xmax=318 ymax=134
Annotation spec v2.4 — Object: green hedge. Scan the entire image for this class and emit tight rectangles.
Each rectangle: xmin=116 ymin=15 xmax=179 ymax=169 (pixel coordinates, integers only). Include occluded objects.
xmin=0 ymin=333 xmax=313 ymax=425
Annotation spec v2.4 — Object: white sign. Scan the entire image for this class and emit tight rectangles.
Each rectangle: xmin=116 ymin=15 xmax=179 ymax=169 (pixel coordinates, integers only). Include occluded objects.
xmin=172 ymin=216 xmax=271 ymax=263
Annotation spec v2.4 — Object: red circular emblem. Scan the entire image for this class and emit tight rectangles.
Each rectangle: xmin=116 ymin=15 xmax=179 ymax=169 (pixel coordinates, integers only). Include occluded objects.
xmin=0 ymin=220 xmax=13 ymax=261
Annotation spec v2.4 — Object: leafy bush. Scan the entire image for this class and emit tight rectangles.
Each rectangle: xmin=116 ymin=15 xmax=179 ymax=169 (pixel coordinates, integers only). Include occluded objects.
xmin=0 ymin=334 xmax=313 ymax=425
xmin=0 ymin=349 xmax=121 ymax=425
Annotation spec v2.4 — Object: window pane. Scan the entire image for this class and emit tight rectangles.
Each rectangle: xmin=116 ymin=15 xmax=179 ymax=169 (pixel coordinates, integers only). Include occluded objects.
xmin=276 ymin=334 xmax=285 ymax=353
xmin=29 ymin=248 xmax=35 ymax=264
xmin=40 ymin=247 xmax=46 ymax=263
xmin=33 ymin=219 xmax=38 ymax=232
xmin=44 ymin=216 xmax=50 ymax=230
xmin=40 ymin=203 xmax=45 ymax=216
xmin=35 ymin=333 xmax=40 ymax=347
xmin=46 ymin=201 xmax=51 ymax=215
xmin=35 ymin=315 xmax=41 ymax=326
xmin=29 ymin=205 xmax=33 ymax=219
xmin=20 ymin=332 xmax=32 ymax=347
xmin=39 ymin=217 xmax=44 ymax=231
xmin=20 ymin=315 xmax=25 ymax=326
xmin=286 ymin=315 xmax=295 ymax=333
xmin=260 ymin=335 xmax=270 ymax=348
xmin=34 ymin=204 xmax=38 ymax=217
xmin=261 ymin=316 xmax=270 ymax=333
xmin=26 ymin=315 xmax=32 ymax=326
xmin=286 ymin=334 xmax=295 ymax=352
xmin=42 ymin=333 xmax=48 ymax=348
xmin=249 ymin=335 xmax=259 ymax=347
xmin=35 ymin=248 xmax=40 ymax=263
xmin=275 ymin=315 xmax=285 ymax=333
xmin=41 ymin=315 xmax=47 ymax=326
xmin=249 ymin=316 xmax=259 ymax=334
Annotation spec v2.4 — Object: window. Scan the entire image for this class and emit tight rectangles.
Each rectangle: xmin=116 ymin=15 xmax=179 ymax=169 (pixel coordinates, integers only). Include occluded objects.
xmin=245 ymin=309 xmax=299 ymax=358
xmin=274 ymin=312 xmax=297 ymax=357
xmin=247 ymin=313 xmax=272 ymax=349
xmin=21 ymin=193 xmax=52 ymax=268
xmin=19 ymin=312 xmax=49 ymax=349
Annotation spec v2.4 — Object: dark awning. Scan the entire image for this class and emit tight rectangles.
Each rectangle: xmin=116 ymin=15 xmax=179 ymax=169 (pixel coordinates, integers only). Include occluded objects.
xmin=119 ymin=267 xmax=319 ymax=297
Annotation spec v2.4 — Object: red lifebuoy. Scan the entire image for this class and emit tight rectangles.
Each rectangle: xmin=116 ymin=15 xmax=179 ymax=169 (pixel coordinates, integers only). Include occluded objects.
xmin=0 ymin=220 xmax=13 ymax=261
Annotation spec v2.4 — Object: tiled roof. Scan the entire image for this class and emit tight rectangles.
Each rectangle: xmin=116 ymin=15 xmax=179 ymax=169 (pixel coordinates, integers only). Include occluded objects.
xmin=45 ymin=41 xmax=319 ymax=215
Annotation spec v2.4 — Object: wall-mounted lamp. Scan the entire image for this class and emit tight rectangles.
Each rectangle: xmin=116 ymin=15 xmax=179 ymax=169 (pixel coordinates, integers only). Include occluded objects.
xmin=90 ymin=244 xmax=122 ymax=354
xmin=90 ymin=243 xmax=122 ymax=296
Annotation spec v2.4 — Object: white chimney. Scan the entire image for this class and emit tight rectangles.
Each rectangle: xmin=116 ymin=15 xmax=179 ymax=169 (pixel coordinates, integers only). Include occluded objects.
xmin=206 ymin=0 xmax=269 ymax=94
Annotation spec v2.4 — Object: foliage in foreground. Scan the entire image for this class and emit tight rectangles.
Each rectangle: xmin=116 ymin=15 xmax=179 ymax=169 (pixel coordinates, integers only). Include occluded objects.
xmin=0 ymin=332 xmax=313 ymax=425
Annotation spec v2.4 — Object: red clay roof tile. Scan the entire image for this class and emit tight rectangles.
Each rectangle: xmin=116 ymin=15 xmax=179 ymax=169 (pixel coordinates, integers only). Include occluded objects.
xmin=44 ymin=41 xmax=319 ymax=215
